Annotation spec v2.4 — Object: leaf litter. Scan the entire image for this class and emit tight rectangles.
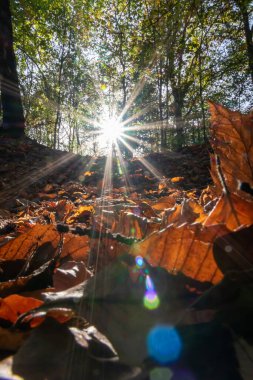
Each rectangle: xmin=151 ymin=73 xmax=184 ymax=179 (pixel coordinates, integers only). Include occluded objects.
xmin=0 ymin=104 xmax=252 ymax=379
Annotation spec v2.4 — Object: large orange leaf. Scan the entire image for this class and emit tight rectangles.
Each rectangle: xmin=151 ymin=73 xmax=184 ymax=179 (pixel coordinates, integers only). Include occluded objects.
xmin=0 ymin=224 xmax=90 ymax=262
xmin=130 ymin=223 xmax=229 ymax=283
xmin=162 ymin=199 xmax=206 ymax=227
xmin=0 ymin=224 xmax=59 ymax=262
xmin=209 ymin=102 xmax=253 ymax=199
xmin=204 ymin=193 xmax=253 ymax=230
xmin=0 ymin=224 xmax=90 ymax=295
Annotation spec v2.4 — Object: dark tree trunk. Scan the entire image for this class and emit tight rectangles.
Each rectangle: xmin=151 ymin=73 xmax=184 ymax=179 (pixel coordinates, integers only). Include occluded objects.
xmin=235 ymin=0 xmax=253 ymax=84
xmin=241 ymin=7 xmax=253 ymax=85
xmin=172 ymin=88 xmax=184 ymax=149
xmin=0 ymin=0 xmax=25 ymax=137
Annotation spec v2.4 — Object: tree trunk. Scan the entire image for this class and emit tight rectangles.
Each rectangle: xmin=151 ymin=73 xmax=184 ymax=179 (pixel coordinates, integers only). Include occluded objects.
xmin=158 ymin=60 xmax=166 ymax=151
xmin=235 ymin=0 xmax=253 ymax=84
xmin=0 ymin=0 xmax=25 ymax=137
xmin=172 ymin=88 xmax=184 ymax=149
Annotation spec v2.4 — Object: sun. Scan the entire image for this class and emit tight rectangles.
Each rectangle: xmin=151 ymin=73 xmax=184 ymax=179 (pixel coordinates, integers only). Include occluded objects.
xmin=100 ymin=118 xmax=122 ymax=143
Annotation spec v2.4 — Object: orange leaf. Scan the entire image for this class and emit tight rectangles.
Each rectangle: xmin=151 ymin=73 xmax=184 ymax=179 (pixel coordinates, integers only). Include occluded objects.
xmin=0 ymin=224 xmax=60 ymax=262
xmin=151 ymin=195 xmax=176 ymax=211
xmin=171 ymin=176 xmax=184 ymax=183
xmin=0 ymin=295 xmax=42 ymax=324
xmin=204 ymin=193 xmax=253 ymax=230
xmin=84 ymin=171 xmax=94 ymax=176
xmin=130 ymin=223 xmax=229 ymax=283
xmin=162 ymin=199 xmax=206 ymax=227
xmin=112 ymin=212 xmax=148 ymax=239
xmin=37 ymin=193 xmax=57 ymax=200
xmin=66 ymin=205 xmax=95 ymax=224
xmin=0 ymin=224 xmax=90 ymax=295
xmin=54 ymin=199 xmax=74 ymax=222
xmin=209 ymin=102 xmax=253 ymax=199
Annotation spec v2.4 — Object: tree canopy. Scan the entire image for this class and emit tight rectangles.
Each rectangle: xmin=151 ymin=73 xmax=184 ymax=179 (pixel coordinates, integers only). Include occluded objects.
xmin=1 ymin=0 xmax=252 ymax=153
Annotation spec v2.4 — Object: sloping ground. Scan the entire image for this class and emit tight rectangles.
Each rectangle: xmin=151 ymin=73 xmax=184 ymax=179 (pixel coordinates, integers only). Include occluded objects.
xmin=0 ymin=137 xmax=87 ymax=207
xmin=0 ymin=136 xmax=211 ymax=207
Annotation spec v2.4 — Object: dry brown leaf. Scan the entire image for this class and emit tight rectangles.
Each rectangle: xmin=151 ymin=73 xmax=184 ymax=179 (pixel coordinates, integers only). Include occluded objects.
xmin=38 ymin=255 xmax=209 ymax=366
xmin=130 ymin=223 xmax=229 ymax=283
xmin=204 ymin=193 xmax=253 ymax=230
xmin=162 ymin=199 xmax=206 ymax=227
xmin=0 ymin=327 xmax=28 ymax=351
xmin=0 ymin=224 xmax=90 ymax=295
xmin=8 ymin=318 xmax=125 ymax=380
xmin=61 ymin=234 xmax=90 ymax=261
xmin=66 ymin=205 xmax=95 ymax=224
xmin=43 ymin=183 xmax=54 ymax=193
xmin=151 ymin=195 xmax=176 ymax=211
xmin=53 ymin=261 xmax=92 ymax=291
xmin=0 ymin=294 xmax=42 ymax=324
xmin=0 ymin=224 xmax=60 ymax=262
xmin=171 ymin=176 xmax=184 ymax=183
xmin=37 ymin=193 xmax=58 ymax=200
xmin=138 ymin=201 xmax=157 ymax=218
xmin=213 ymin=225 xmax=253 ymax=274
xmin=209 ymin=102 xmax=253 ymax=199
xmin=112 ymin=212 xmax=147 ymax=239
xmin=54 ymin=199 xmax=74 ymax=222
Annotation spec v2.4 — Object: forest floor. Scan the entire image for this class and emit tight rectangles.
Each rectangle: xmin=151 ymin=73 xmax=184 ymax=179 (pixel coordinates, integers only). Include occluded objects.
xmin=0 ymin=136 xmax=211 ymax=206
xmin=0 ymin=103 xmax=252 ymax=380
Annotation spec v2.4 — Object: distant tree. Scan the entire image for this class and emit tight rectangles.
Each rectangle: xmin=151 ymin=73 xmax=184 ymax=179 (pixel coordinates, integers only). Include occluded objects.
xmin=0 ymin=0 xmax=25 ymax=137
xmin=234 ymin=0 xmax=253 ymax=84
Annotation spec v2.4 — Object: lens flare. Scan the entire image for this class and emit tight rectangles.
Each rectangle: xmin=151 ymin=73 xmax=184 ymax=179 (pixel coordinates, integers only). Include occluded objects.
xmin=145 ymin=275 xmax=155 ymax=291
xmin=144 ymin=290 xmax=160 ymax=310
xmin=147 ymin=325 xmax=182 ymax=364
xmin=135 ymin=256 xmax=144 ymax=268
xmin=149 ymin=367 xmax=173 ymax=380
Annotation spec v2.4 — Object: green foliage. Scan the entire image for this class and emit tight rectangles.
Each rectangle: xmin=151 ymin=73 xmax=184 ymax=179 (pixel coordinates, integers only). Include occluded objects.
xmin=8 ymin=0 xmax=253 ymax=153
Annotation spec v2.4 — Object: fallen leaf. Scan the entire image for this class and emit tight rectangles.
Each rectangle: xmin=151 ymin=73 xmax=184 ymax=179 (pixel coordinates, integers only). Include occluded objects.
xmin=162 ymin=199 xmax=206 ymax=227
xmin=11 ymin=318 xmax=140 ymax=379
xmin=130 ymin=223 xmax=229 ymax=283
xmin=37 ymin=193 xmax=57 ymax=200
xmin=151 ymin=195 xmax=176 ymax=211
xmin=53 ymin=261 xmax=92 ymax=291
xmin=171 ymin=176 xmax=184 ymax=183
xmin=21 ymin=255 xmax=211 ymax=366
xmin=0 ymin=295 xmax=42 ymax=324
xmin=0 ymin=327 xmax=28 ymax=351
xmin=0 ymin=224 xmax=90 ymax=295
xmin=204 ymin=193 xmax=253 ymax=230
xmin=213 ymin=225 xmax=253 ymax=274
xmin=66 ymin=205 xmax=95 ymax=224
xmin=112 ymin=212 xmax=147 ymax=239
xmin=54 ymin=199 xmax=74 ymax=222
xmin=209 ymin=102 xmax=253 ymax=200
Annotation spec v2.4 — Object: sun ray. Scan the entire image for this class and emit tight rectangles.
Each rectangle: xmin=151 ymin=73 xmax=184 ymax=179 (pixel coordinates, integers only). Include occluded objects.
xmin=114 ymin=143 xmax=133 ymax=194
xmin=117 ymin=76 xmax=147 ymax=122
xmin=121 ymin=132 xmax=143 ymax=145
xmin=0 ymin=152 xmax=78 ymax=203
xmin=124 ymin=120 xmax=170 ymax=133
xmin=118 ymin=137 xmax=162 ymax=179
xmin=120 ymin=103 xmax=155 ymax=127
